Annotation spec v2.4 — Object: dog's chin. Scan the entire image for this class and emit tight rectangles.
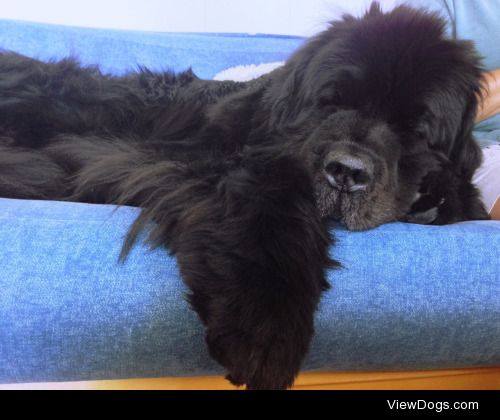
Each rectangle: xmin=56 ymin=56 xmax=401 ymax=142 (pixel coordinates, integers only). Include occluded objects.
xmin=314 ymin=177 xmax=398 ymax=231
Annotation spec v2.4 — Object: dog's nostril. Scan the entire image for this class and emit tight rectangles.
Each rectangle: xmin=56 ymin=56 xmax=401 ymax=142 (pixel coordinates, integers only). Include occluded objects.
xmin=324 ymin=156 xmax=372 ymax=192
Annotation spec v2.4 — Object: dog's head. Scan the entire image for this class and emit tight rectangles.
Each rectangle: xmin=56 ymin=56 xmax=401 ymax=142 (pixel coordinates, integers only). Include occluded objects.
xmin=264 ymin=3 xmax=486 ymax=230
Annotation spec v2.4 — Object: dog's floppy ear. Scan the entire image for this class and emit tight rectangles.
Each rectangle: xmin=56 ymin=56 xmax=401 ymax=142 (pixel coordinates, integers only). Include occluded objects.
xmin=450 ymin=95 xmax=483 ymax=179
xmin=447 ymin=49 xmax=485 ymax=180
xmin=265 ymin=2 xmax=383 ymax=129
xmin=422 ymin=37 xmax=484 ymax=180
xmin=266 ymin=56 xmax=310 ymax=128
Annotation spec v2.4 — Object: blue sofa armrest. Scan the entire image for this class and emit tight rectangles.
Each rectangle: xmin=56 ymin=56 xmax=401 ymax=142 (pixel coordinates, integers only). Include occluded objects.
xmin=1 ymin=197 xmax=499 ymax=383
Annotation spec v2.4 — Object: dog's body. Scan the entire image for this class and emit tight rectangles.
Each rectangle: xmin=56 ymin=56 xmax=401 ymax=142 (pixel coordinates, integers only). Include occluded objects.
xmin=0 ymin=4 xmax=489 ymax=389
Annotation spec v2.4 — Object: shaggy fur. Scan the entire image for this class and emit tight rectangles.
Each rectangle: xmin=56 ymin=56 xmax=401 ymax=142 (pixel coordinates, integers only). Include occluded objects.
xmin=0 ymin=4 xmax=489 ymax=389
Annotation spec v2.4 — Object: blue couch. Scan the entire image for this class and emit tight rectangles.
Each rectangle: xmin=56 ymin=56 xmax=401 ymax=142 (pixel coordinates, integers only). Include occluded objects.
xmin=1 ymin=20 xmax=500 ymax=384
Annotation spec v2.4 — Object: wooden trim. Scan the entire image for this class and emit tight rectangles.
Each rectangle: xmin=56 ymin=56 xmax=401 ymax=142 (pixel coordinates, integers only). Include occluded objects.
xmin=2 ymin=367 xmax=500 ymax=390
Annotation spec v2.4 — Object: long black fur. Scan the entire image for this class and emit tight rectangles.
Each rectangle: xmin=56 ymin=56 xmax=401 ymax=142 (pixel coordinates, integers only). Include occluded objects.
xmin=0 ymin=3 xmax=489 ymax=389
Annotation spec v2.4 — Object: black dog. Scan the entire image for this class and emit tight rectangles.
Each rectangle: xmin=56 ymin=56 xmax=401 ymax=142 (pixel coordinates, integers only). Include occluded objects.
xmin=0 ymin=3 xmax=489 ymax=389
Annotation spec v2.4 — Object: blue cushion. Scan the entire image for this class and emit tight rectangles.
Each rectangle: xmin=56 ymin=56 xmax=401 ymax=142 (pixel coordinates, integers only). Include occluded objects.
xmin=1 ymin=19 xmax=500 ymax=383
xmin=0 ymin=19 xmax=304 ymax=80
xmin=1 ymin=197 xmax=499 ymax=383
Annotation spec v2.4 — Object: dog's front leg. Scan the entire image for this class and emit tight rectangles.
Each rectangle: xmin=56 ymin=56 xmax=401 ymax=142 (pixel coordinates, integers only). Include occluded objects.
xmin=78 ymin=149 xmax=337 ymax=389
xmin=169 ymin=153 xmax=336 ymax=390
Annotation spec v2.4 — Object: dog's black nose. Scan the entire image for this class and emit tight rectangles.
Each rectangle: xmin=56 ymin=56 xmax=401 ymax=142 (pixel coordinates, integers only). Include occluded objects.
xmin=324 ymin=153 xmax=373 ymax=192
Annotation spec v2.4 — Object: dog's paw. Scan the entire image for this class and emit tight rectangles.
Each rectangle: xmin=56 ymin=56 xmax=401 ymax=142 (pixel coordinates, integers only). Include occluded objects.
xmin=206 ymin=323 xmax=309 ymax=390
xmin=404 ymin=206 xmax=439 ymax=224
xmin=404 ymin=200 xmax=444 ymax=224
xmin=403 ymin=189 xmax=446 ymax=225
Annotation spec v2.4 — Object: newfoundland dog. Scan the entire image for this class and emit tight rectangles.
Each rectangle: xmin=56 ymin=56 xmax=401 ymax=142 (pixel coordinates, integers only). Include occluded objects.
xmin=0 ymin=3 xmax=489 ymax=389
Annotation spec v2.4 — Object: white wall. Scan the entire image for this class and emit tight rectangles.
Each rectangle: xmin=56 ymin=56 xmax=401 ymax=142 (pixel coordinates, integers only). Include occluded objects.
xmin=0 ymin=0 xmax=400 ymax=36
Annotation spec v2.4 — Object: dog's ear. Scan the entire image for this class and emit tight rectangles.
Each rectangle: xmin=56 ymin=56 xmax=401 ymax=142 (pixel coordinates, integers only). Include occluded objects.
xmin=449 ymin=95 xmax=483 ymax=179
xmin=447 ymin=58 xmax=485 ymax=180
xmin=435 ymin=39 xmax=485 ymax=180
xmin=264 ymin=2 xmax=383 ymax=130
xmin=266 ymin=57 xmax=310 ymax=128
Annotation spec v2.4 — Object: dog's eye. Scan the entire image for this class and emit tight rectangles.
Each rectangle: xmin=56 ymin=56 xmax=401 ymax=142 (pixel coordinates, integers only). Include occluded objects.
xmin=414 ymin=130 xmax=426 ymax=140
xmin=317 ymin=89 xmax=343 ymax=107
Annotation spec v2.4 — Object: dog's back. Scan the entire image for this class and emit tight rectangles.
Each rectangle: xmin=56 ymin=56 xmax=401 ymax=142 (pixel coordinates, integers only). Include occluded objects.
xmin=0 ymin=52 xmax=245 ymax=148
xmin=0 ymin=51 xmax=252 ymax=200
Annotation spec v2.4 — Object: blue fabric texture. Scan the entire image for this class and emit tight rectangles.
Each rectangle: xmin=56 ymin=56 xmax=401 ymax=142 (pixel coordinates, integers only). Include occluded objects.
xmin=0 ymin=18 xmax=500 ymax=383
xmin=0 ymin=19 xmax=304 ymax=80
xmin=1 ymin=198 xmax=499 ymax=383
